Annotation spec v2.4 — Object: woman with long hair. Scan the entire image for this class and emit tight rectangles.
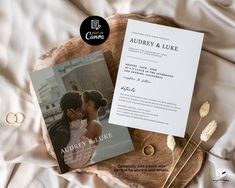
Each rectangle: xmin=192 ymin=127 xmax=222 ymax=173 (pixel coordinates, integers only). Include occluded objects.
xmin=83 ymin=90 xmax=108 ymax=143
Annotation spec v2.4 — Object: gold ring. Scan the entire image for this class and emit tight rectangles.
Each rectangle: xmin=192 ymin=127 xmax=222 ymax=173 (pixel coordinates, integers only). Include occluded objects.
xmin=142 ymin=144 xmax=155 ymax=156
xmin=16 ymin=112 xmax=25 ymax=124
xmin=5 ymin=113 xmax=17 ymax=124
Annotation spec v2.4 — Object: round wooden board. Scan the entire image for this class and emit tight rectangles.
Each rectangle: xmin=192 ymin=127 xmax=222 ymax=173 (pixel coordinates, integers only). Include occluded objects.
xmin=35 ymin=14 xmax=205 ymax=188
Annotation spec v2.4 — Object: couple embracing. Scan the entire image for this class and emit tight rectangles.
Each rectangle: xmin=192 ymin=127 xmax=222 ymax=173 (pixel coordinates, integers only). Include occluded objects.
xmin=48 ymin=90 xmax=107 ymax=173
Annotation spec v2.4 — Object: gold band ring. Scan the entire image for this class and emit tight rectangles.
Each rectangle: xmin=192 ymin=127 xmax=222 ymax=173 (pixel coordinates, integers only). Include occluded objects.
xmin=142 ymin=144 xmax=155 ymax=156
xmin=5 ymin=113 xmax=17 ymax=124
xmin=5 ymin=112 xmax=25 ymax=125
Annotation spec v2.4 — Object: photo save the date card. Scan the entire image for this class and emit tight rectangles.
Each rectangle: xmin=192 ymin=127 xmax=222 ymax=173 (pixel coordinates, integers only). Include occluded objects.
xmin=30 ymin=51 xmax=134 ymax=173
xmin=109 ymin=19 xmax=204 ymax=137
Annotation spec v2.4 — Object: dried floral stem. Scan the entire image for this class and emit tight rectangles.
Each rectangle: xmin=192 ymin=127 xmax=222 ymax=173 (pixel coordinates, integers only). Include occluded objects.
xmin=162 ymin=136 xmax=176 ymax=188
xmin=166 ymin=141 xmax=202 ymax=188
xmin=162 ymin=151 xmax=175 ymax=188
xmin=171 ymin=149 xmax=175 ymax=174
xmin=166 ymin=120 xmax=217 ymax=188
xmin=161 ymin=117 xmax=202 ymax=188
xmin=167 ymin=140 xmax=202 ymax=188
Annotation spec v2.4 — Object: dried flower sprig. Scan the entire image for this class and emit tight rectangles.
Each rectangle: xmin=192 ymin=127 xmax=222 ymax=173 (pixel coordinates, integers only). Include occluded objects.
xmin=161 ymin=135 xmax=176 ymax=188
xmin=167 ymin=135 xmax=176 ymax=151
xmin=199 ymin=101 xmax=210 ymax=118
xmin=161 ymin=101 xmax=210 ymax=188
xmin=200 ymin=120 xmax=217 ymax=141
xmin=166 ymin=120 xmax=217 ymax=188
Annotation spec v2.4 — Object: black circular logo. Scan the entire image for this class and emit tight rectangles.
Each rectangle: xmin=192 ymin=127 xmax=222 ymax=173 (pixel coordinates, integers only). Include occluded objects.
xmin=80 ymin=16 xmax=110 ymax=46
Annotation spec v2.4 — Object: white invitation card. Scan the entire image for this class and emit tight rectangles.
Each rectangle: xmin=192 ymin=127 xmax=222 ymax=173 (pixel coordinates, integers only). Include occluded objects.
xmin=109 ymin=19 xmax=204 ymax=137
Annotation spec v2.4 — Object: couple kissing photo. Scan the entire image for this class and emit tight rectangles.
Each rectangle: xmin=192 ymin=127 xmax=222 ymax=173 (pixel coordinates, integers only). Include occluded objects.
xmin=48 ymin=90 xmax=108 ymax=172
xmin=30 ymin=51 xmax=134 ymax=173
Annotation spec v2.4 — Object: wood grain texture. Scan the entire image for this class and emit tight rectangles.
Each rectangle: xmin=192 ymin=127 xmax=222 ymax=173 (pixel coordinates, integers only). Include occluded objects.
xmin=35 ymin=14 xmax=205 ymax=188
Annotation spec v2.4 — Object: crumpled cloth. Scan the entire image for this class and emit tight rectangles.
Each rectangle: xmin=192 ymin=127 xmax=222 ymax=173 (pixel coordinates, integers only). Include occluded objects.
xmin=0 ymin=0 xmax=235 ymax=187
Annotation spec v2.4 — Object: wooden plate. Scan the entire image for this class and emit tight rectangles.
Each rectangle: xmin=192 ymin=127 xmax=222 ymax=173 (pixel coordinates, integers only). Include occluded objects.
xmin=35 ymin=14 xmax=205 ymax=188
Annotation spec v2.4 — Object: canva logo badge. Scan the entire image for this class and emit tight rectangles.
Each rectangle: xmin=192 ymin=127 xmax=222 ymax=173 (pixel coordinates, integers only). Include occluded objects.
xmin=80 ymin=16 xmax=110 ymax=45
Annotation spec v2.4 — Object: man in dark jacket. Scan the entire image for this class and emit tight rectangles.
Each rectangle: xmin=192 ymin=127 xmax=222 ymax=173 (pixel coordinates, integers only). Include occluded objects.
xmin=48 ymin=91 xmax=84 ymax=173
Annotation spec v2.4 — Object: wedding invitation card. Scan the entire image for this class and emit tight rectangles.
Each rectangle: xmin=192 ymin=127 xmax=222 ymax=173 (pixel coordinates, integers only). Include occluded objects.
xmin=30 ymin=51 xmax=133 ymax=173
xmin=109 ymin=19 xmax=204 ymax=137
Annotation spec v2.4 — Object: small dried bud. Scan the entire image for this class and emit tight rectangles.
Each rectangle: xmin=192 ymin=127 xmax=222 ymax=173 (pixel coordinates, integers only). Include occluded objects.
xmin=199 ymin=101 xmax=210 ymax=118
xmin=167 ymin=135 xmax=176 ymax=151
xmin=200 ymin=120 xmax=217 ymax=142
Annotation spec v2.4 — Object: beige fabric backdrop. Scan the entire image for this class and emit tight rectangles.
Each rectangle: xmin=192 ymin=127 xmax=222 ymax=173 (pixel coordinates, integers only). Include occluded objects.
xmin=0 ymin=0 xmax=235 ymax=187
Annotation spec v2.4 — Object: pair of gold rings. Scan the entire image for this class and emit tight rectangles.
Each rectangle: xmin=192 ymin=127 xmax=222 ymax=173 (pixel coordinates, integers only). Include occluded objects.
xmin=5 ymin=112 xmax=25 ymax=125
xmin=142 ymin=144 xmax=155 ymax=156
